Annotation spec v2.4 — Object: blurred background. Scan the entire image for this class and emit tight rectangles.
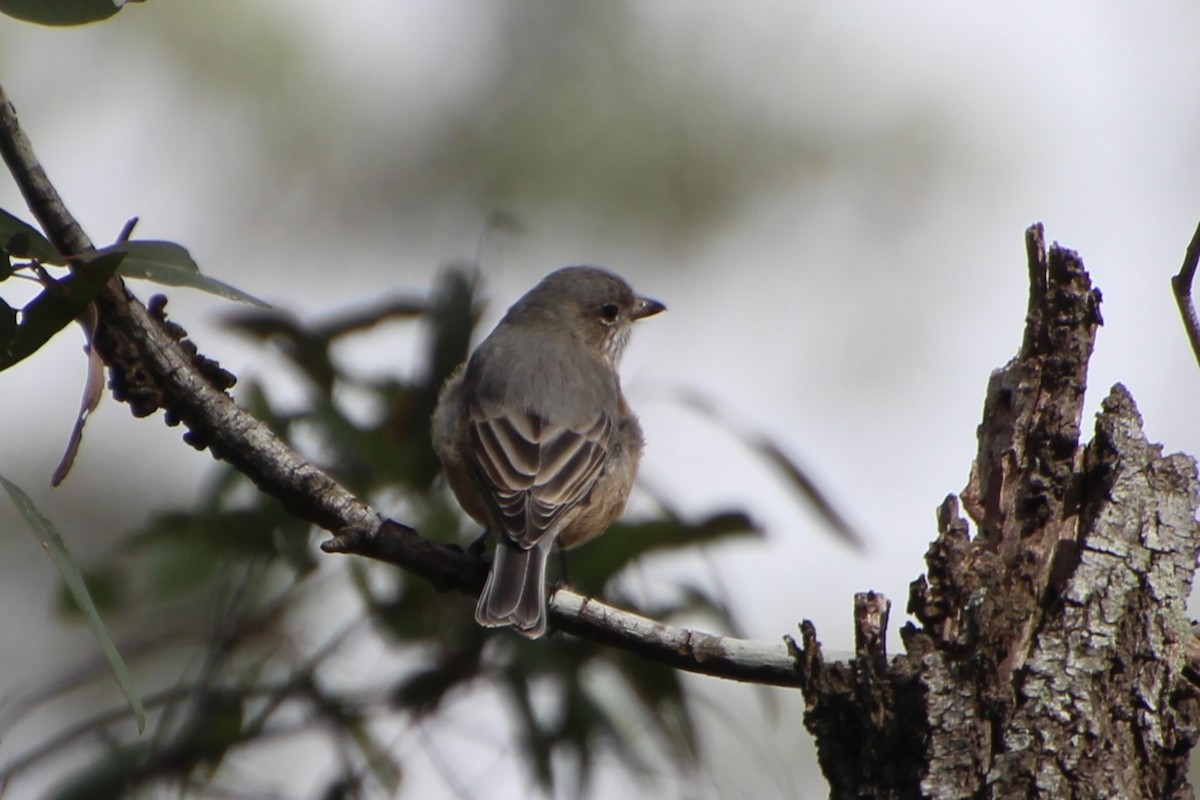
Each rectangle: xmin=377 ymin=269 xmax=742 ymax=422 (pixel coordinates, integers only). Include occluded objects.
xmin=2 ymin=1 xmax=1199 ymax=797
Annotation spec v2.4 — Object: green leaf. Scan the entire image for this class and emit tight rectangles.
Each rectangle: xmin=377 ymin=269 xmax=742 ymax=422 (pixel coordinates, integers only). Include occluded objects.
xmin=98 ymin=240 xmax=269 ymax=307
xmin=0 ymin=251 xmax=124 ymax=371
xmin=0 ymin=0 xmax=126 ymax=26
xmin=0 ymin=474 xmax=145 ymax=733
xmin=0 ymin=297 xmax=16 ymax=348
xmin=0 ymin=207 xmax=62 ymax=263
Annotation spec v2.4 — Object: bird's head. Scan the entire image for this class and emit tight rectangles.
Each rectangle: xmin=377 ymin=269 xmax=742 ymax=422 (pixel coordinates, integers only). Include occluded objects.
xmin=505 ymin=266 xmax=665 ymax=365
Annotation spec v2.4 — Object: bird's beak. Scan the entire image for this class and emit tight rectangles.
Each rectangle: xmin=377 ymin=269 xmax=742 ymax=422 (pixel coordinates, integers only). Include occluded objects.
xmin=632 ymin=296 xmax=666 ymax=320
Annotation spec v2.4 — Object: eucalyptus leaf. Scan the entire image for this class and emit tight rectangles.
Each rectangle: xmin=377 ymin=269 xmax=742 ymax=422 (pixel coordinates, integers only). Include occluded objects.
xmin=0 ymin=298 xmax=16 ymax=347
xmin=97 ymin=240 xmax=269 ymax=307
xmin=0 ymin=0 xmax=123 ymax=26
xmin=0 ymin=207 xmax=61 ymax=263
xmin=0 ymin=475 xmax=145 ymax=733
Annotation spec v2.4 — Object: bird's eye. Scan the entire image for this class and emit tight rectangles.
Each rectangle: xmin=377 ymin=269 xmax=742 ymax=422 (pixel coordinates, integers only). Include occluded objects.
xmin=599 ymin=303 xmax=620 ymax=324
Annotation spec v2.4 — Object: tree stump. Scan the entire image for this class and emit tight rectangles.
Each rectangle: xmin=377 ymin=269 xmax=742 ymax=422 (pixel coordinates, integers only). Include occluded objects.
xmin=795 ymin=224 xmax=1200 ymax=799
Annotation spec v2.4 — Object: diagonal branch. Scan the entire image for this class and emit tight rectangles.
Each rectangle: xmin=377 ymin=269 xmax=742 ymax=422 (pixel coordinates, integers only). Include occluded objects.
xmin=1171 ymin=220 xmax=1200 ymax=371
xmin=0 ymin=91 xmax=91 ymax=256
xmin=0 ymin=81 xmax=808 ymax=689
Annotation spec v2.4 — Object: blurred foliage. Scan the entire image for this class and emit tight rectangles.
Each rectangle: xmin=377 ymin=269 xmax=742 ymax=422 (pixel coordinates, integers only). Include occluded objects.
xmin=0 ymin=267 xmax=763 ymax=799
xmin=1 ymin=475 xmax=144 ymax=734
xmin=11 ymin=2 xmax=857 ymax=248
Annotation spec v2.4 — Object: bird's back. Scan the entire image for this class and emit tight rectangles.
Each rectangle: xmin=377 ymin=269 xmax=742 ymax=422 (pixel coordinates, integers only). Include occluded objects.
xmin=465 ymin=323 xmax=620 ymax=425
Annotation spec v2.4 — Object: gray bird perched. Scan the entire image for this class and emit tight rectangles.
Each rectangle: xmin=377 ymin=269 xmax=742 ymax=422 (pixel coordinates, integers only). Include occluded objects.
xmin=432 ymin=266 xmax=665 ymax=638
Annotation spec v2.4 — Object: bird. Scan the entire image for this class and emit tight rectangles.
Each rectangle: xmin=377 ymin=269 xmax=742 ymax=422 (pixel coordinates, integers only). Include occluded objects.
xmin=432 ymin=266 xmax=665 ymax=638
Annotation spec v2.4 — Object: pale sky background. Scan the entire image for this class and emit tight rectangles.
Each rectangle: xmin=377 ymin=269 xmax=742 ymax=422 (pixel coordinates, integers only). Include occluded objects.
xmin=2 ymin=1 xmax=1200 ymax=797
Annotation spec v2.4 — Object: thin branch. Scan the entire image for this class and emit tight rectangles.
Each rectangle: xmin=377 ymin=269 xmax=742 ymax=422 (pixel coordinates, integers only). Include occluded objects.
xmin=116 ymin=215 xmax=139 ymax=243
xmin=327 ymin=520 xmax=806 ymax=686
xmin=551 ymin=591 xmax=803 ymax=686
xmin=1171 ymin=220 xmax=1200 ymax=371
xmin=0 ymin=81 xmax=812 ymax=689
xmin=0 ymin=87 xmax=92 ymax=256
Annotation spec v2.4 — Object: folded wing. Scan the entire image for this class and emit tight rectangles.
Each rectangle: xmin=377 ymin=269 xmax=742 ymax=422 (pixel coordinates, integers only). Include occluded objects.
xmin=468 ymin=405 xmax=614 ymax=548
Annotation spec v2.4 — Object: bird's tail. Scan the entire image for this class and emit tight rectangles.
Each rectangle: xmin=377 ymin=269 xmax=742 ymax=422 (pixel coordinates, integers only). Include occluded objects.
xmin=475 ymin=537 xmax=553 ymax=638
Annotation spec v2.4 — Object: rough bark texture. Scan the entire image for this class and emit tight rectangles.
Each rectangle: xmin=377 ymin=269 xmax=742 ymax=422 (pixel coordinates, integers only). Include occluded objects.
xmin=796 ymin=224 xmax=1200 ymax=798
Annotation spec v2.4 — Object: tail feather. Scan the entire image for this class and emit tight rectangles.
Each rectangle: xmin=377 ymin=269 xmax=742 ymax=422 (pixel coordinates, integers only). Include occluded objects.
xmin=476 ymin=538 xmax=554 ymax=638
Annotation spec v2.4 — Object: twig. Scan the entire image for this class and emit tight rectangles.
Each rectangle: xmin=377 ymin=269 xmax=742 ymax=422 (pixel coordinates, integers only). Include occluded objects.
xmin=116 ymin=216 xmax=139 ymax=243
xmin=1171 ymin=220 xmax=1200 ymax=371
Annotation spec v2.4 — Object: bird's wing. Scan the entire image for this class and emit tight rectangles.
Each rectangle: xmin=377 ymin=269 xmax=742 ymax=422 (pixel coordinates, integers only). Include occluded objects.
xmin=467 ymin=406 xmax=614 ymax=549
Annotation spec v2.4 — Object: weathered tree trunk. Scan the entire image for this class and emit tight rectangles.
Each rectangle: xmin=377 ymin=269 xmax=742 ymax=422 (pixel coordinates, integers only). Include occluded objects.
xmin=795 ymin=224 xmax=1200 ymax=798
